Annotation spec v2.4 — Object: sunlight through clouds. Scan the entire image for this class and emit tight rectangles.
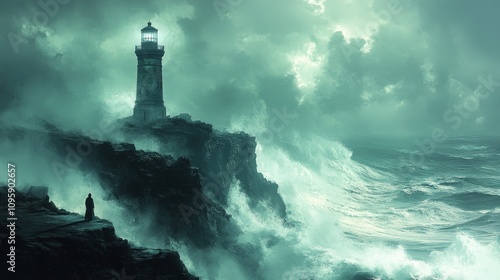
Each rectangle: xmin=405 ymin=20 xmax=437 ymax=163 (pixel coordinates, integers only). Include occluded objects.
xmin=289 ymin=42 xmax=325 ymax=103
xmin=306 ymin=0 xmax=326 ymax=15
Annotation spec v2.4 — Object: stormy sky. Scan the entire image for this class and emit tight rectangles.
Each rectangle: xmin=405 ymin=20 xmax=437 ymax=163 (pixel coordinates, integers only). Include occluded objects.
xmin=1 ymin=0 xmax=499 ymax=138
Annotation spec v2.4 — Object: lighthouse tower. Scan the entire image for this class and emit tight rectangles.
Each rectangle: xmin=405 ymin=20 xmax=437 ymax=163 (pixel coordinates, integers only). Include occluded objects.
xmin=133 ymin=22 xmax=166 ymax=122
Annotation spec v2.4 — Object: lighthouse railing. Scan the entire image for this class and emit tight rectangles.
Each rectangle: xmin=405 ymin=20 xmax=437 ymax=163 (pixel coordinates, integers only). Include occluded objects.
xmin=135 ymin=45 xmax=164 ymax=51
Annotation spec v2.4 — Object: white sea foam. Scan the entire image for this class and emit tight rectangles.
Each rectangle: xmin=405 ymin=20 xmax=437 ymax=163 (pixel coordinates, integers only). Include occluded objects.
xmin=251 ymin=137 xmax=500 ymax=279
xmin=455 ymin=145 xmax=488 ymax=151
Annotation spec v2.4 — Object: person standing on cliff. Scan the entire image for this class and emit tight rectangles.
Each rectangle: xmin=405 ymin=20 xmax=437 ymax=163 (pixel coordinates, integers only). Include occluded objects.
xmin=85 ymin=193 xmax=94 ymax=221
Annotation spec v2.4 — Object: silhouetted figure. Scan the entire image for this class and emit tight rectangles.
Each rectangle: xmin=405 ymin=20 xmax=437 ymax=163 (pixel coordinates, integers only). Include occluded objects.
xmin=85 ymin=193 xmax=94 ymax=221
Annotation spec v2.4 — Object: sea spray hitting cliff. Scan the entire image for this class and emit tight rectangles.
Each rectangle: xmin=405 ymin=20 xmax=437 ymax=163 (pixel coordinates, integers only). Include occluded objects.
xmin=1 ymin=120 xmax=499 ymax=280
xmin=0 ymin=117 xmax=291 ymax=279
xmin=252 ymin=136 xmax=500 ymax=279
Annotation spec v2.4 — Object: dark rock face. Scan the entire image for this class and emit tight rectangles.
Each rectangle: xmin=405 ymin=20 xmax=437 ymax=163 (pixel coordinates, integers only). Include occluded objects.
xmin=0 ymin=118 xmax=288 ymax=278
xmin=41 ymin=127 xmax=236 ymax=248
xmin=0 ymin=187 xmax=197 ymax=280
xmin=34 ymin=117 xmax=286 ymax=247
xmin=27 ymin=186 xmax=49 ymax=200
xmin=118 ymin=116 xmax=286 ymax=217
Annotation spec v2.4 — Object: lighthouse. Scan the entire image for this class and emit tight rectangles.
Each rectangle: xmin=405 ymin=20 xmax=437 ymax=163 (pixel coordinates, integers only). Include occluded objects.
xmin=133 ymin=22 xmax=166 ymax=122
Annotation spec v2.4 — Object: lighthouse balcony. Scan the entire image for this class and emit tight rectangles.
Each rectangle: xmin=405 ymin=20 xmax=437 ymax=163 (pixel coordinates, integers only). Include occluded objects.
xmin=135 ymin=45 xmax=164 ymax=51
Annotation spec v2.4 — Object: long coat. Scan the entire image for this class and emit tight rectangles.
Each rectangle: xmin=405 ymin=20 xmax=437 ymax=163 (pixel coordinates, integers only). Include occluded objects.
xmin=85 ymin=197 xmax=94 ymax=221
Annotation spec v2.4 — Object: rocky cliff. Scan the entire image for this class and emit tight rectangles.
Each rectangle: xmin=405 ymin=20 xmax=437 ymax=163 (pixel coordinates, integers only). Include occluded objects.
xmin=0 ymin=117 xmax=288 ymax=278
xmin=118 ymin=115 xmax=286 ymax=217
xmin=0 ymin=186 xmax=197 ymax=280
xmin=34 ymin=123 xmax=237 ymax=248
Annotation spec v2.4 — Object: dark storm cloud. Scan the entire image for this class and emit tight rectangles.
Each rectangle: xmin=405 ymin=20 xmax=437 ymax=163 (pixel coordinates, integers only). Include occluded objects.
xmin=1 ymin=0 xmax=499 ymax=137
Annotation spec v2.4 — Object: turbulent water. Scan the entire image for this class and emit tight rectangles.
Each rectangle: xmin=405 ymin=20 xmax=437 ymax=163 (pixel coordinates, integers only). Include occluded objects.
xmin=39 ymin=134 xmax=499 ymax=279
xmin=176 ymin=136 xmax=500 ymax=280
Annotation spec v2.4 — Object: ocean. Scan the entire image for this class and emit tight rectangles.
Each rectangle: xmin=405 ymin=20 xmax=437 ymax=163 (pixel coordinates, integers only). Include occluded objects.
xmin=343 ymin=137 xmax=500 ymax=258
xmin=197 ymin=136 xmax=500 ymax=280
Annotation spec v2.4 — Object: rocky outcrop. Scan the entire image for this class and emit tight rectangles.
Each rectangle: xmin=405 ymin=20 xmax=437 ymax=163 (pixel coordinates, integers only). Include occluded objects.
xmin=118 ymin=115 xmax=286 ymax=217
xmin=0 ymin=117 xmax=288 ymax=278
xmin=0 ymin=187 xmax=197 ymax=280
xmin=27 ymin=186 xmax=48 ymax=200
xmin=23 ymin=116 xmax=287 ymax=247
xmin=39 ymin=126 xmax=237 ymax=248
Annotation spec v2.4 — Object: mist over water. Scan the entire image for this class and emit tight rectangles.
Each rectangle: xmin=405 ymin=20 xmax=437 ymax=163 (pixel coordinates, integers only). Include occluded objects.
xmin=174 ymin=135 xmax=500 ymax=279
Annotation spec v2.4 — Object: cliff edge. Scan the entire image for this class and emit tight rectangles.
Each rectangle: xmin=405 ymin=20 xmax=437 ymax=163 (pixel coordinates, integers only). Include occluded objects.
xmin=0 ymin=186 xmax=198 ymax=280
